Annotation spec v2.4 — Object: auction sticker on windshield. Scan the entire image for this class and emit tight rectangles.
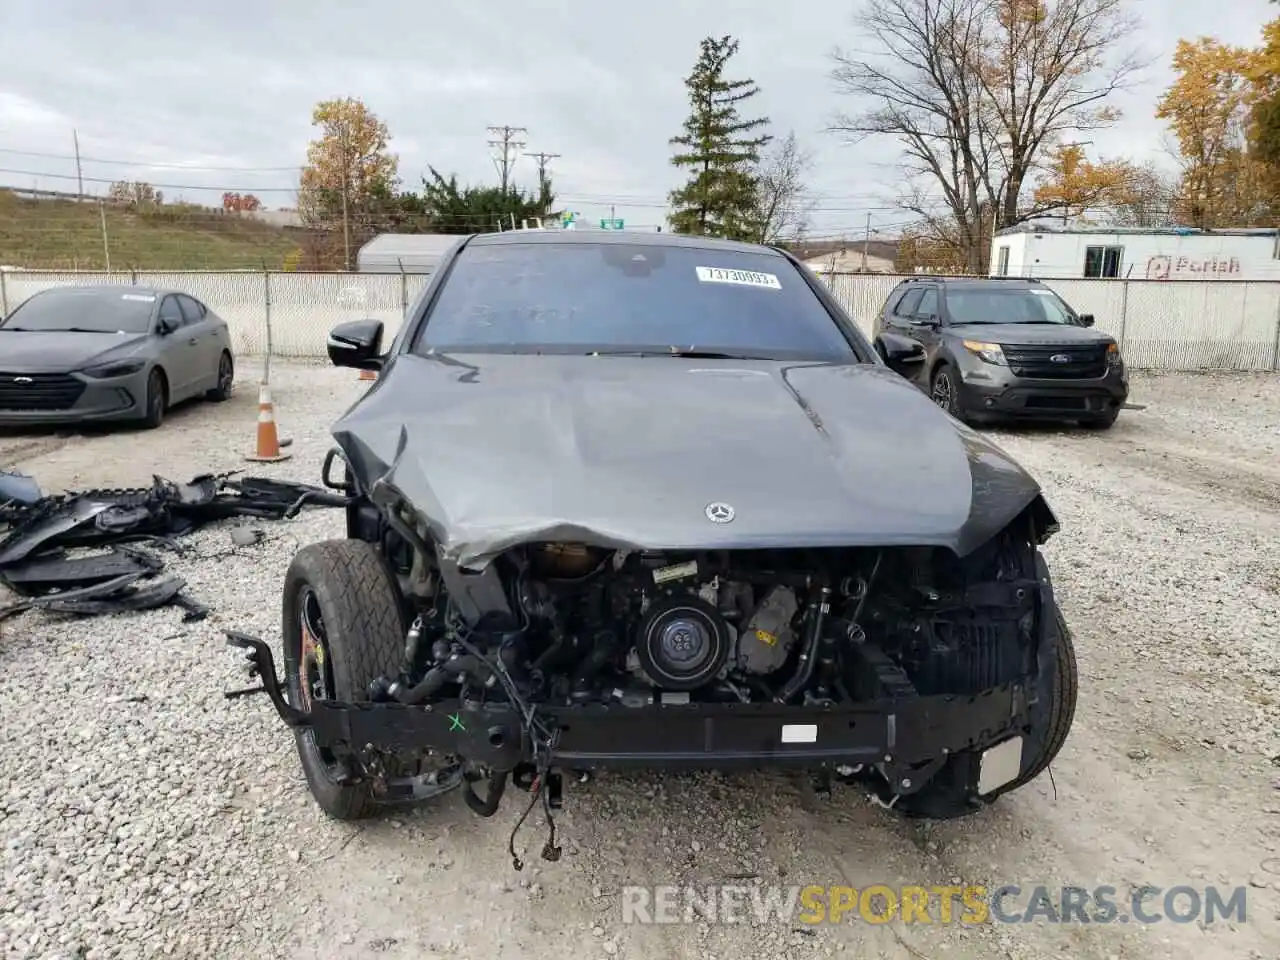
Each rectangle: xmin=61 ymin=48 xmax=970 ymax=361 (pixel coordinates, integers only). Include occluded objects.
xmin=696 ymin=266 xmax=782 ymax=289
xmin=121 ymin=294 xmax=156 ymax=302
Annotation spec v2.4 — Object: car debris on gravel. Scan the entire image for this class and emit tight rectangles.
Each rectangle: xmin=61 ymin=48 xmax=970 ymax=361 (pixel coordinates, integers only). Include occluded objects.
xmin=0 ymin=470 xmax=349 ymax=624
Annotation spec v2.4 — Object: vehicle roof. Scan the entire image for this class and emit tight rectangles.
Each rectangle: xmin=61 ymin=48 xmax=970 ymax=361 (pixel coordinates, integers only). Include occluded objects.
xmin=894 ymin=276 xmax=1047 ymax=290
xmin=29 ymin=284 xmax=172 ymax=299
xmin=467 ymin=229 xmax=785 ymax=257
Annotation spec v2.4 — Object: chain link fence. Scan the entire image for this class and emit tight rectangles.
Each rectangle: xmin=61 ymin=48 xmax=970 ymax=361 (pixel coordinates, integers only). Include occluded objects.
xmin=0 ymin=270 xmax=427 ymax=362
xmin=3 ymin=269 xmax=1279 ymax=372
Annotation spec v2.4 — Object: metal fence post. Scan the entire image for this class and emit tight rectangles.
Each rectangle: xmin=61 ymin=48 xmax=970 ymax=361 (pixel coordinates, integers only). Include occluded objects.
xmin=263 ymin=270 xmax=273 ymax=384
xmin=1271 ymin=289 xmax=1280 ymax=372
xmin=398 ymin=258 xmax=408 ymax=318
xmin=0 ymin=269 xmax=7 ymax=317
xmin=1118 ymin=280 xmax=1129 ymax=349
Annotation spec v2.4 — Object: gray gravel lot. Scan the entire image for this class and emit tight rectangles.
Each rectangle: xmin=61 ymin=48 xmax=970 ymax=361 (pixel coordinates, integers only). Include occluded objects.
xmin=0 ymin=364 xmax=1278 ymax=960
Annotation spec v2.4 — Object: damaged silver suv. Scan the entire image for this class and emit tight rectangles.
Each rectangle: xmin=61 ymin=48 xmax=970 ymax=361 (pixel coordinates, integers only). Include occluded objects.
xmin=227 ymin=231 xmax=1078 ymax=868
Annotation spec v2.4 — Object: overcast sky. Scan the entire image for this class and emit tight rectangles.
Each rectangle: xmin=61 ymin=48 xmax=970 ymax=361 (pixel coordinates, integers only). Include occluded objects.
xmin=1 ymin=0 xmax=1275 ymax=241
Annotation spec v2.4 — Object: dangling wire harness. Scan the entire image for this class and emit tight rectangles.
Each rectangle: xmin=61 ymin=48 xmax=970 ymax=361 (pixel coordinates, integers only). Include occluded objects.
xmin=447 ymin=613 xmax=563 ymax=871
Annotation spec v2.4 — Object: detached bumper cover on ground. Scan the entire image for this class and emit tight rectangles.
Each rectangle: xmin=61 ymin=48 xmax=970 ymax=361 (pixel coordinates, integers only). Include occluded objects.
xmin=0 ymin=472 xmax=349 ymax=622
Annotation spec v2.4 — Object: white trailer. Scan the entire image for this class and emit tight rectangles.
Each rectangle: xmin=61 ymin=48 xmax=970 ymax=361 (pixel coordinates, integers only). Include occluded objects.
xmin=990 ymin=225 xmax=1280 ymax=281
xmin=357 ymin=234 xmax=463 ymax=275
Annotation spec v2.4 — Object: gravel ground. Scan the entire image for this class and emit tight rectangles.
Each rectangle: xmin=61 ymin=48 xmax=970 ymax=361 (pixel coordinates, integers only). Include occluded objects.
xmin=0 ymin=364 xmax=1278 ymax=960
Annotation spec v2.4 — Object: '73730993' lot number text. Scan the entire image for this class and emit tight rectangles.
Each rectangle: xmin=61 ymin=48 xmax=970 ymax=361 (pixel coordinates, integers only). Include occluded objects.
xmin=695 ymin=266 xmax=782 ymax=289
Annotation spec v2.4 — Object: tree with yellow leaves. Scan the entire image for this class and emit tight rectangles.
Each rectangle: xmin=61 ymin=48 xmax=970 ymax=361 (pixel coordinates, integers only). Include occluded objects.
xmin=1156 ymin=38 xmax=1274 ymax=228
xmin=298 ymin=97 xmax=400 ymax=269
xmin=1032 ymin=143 xmax=1138 ymax=224
xmin=1248 ymin=17 xmax=1280 ymax=167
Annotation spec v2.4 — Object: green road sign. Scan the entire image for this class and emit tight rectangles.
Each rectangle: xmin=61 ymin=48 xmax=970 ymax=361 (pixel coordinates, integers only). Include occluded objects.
xmin=600 ymin=218 xmax=624 ymax=230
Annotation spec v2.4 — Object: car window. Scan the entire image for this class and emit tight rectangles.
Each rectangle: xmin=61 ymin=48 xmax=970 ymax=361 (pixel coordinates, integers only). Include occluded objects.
xmin=945 ymin=288 xmax=1078 ymax=326
xmin=411 ymin=243 xmax=863 ymax=362
xmin=158 ymin=296 xmax=185 ymax=327
xmin=881 ymin=288 xmax=908 ymax=316
xmin=0 ymin=288 xmax=157 ymax=334
xmin=916 ymin=288 xmax=939 ymax=317
xmin=894 ymin=289 xmax=924 ymax=316
xmin=177 ymin=295 xmax=206 ymax=323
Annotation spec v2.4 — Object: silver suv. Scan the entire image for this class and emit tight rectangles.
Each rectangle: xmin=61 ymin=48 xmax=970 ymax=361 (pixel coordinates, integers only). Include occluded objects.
xmin=871 ymin=277 xmax=1128 ymax=429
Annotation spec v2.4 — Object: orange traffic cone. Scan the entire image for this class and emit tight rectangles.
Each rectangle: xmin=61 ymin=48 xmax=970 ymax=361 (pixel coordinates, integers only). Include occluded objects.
xmin=358 ymin=368 xmax=377 ymax=381
xmin=245 ymin=383 xmax=292 ymax=462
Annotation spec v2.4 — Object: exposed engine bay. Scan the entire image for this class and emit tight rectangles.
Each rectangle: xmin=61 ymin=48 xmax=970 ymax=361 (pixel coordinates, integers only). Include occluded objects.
xmin=373 ymin=529 xmax=1040 ymax=714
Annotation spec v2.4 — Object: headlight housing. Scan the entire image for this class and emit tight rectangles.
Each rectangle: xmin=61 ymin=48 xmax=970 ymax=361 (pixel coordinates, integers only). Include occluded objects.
xmin=962 ymin=340 xmax=1007 ymax=365
xmin=1106 ymin=342 xmax=1123 ymax=367
xmin=81 ymin=359 xmax=146 ymax=378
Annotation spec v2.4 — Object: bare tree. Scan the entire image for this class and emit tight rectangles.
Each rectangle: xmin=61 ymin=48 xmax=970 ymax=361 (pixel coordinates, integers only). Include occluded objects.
xmin=1106 ymin=160 xmax=1180 ymax=227
xmin=829 ymin=0 xmax=1146 ymax=272
xmin=752 ymin=131 xmax=815 ymax=242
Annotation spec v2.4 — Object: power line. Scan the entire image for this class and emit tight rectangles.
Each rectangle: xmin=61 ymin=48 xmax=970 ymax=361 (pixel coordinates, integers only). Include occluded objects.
xmin=0 ymin=143 xmax=1084 ymax=220
xmin=0 ymin=146 xmax=961 ymax=209
xmin=0 ymin=167 xmax=297 ymax=194
xmin=0 ymin=146 xmax=302 ymax=172
xmin=0 ymin=171 xmax=942 ymax=223
xmin=486 ymin=126 xmax=527 ymax=193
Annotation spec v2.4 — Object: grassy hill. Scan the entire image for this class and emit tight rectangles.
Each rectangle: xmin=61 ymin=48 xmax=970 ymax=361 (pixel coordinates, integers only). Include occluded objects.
xmin=0 ymin=190 xmax=301 ymax=272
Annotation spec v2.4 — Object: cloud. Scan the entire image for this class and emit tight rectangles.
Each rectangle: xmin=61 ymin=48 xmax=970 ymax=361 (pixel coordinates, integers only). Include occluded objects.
xmin=1 ymin=0 xmax=1276 ymax=238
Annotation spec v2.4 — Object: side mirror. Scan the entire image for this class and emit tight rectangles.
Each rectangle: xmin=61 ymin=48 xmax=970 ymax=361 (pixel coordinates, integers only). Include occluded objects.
xmin=327 ymin=319 xmax=385 ymax=370
xmin=878 ymin=333 xmax=926 ymax=375
xmin=157 ymin=318 xmax=176 ymax=335
xmin=909 ymin=314 xmax=939 ymax=328
xmin=1078 ymin=313 xmax=1095 ymax=327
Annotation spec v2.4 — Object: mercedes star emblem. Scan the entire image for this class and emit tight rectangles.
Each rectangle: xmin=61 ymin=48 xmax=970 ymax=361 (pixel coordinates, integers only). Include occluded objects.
xmin=705 ymin=502 xmax=735 ymax=523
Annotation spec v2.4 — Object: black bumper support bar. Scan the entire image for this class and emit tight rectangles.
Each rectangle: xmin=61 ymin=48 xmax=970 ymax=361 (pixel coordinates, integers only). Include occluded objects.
xmin=225 ymin=631 xmax=1029 ymax=782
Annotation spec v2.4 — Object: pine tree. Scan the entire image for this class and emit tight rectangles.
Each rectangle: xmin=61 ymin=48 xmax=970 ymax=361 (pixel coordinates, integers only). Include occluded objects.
xmin=668 ymin=36 xmax=772 ymax=240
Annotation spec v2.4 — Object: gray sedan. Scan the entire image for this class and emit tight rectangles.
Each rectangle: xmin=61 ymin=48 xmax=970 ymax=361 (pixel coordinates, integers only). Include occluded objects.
xmin=0 ymin=285 xmax=235 ymax=429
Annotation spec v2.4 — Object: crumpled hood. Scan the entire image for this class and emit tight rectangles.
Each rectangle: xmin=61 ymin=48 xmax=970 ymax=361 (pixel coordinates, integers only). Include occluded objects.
xmin=948 ymin=323 xmax=1114 ymax=345
xmin=332 ymin=353 xmax=1045 ymax=569
xmin=0 ymin=331 xmax=148 ymax=373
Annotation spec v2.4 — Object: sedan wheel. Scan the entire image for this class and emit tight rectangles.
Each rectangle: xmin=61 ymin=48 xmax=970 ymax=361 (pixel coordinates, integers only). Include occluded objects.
xmin=207 ymin=352 xmax=234 ymax=402
xmin=141 ymin=370 xmax=166 ymax=430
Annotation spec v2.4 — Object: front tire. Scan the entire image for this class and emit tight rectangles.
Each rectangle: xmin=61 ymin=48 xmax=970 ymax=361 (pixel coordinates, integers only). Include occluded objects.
xmin=281 ymin=539 xmax=407 ymax=820
xmin=207 ymin=351 xmax=234 ymax=402
xmin=1081 ymin=407 xmax=1120 ymax=430
xmin=930 ymin=363 xmax=966 ymax=422
xmin=141 ymin=369 xmax=167 ymax=429
xmin=892 ymin=598 xmax=1078 ymax=820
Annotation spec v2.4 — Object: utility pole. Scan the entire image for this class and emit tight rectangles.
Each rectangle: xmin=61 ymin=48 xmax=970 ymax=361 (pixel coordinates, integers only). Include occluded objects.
xmin=340 ymin=125 xmax=352 ymax=271
xmin=98 ymin=201 xmax=110 ymax=273
xmin=861 ymin=213 xmax=871 ymax=272
xmin=487 ymin=126 xmax=527 ymax=193
xmin=523 ymin=150 xmax=560 ymax=191
xmin=72 ymin=129 xmax=84 ymax=199
xmin=341 ymin=184 xmax=351 ymax=271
